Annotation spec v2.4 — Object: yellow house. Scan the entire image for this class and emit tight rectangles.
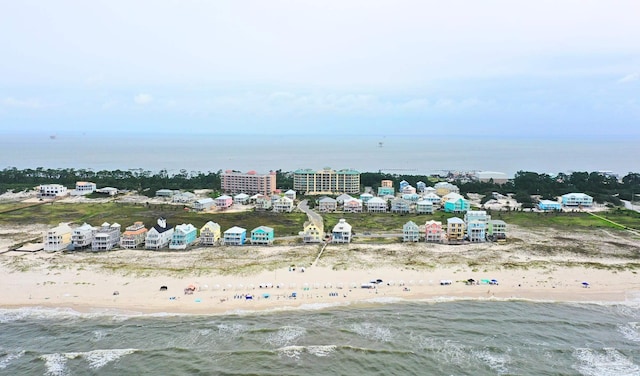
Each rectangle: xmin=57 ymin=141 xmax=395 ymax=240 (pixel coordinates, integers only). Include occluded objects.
xmin=446 ymin=217 xmax=466 ymax=242
xmin=301 ymin=220 xmax=324 ymax=243
xmin=44 ymin=223 xmax=73 ymax=251
xmin=199 ymin=221 xmax=221 ymax=246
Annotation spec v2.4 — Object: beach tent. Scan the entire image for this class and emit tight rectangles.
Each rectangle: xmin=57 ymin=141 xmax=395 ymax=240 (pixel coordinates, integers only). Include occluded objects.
xmin=582 ymin=282 xmax=590 ymax=288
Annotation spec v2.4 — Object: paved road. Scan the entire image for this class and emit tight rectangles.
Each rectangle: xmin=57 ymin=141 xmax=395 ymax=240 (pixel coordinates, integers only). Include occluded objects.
xmin=621 ymin=200 xmax=640 ymax=213
xmin=297 ymin=199 xmax=323 ymax=225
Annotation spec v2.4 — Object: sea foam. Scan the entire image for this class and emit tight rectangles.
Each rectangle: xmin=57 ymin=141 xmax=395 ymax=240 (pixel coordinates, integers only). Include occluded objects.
xmin=573 ymin=347 xmax=640 ymax=376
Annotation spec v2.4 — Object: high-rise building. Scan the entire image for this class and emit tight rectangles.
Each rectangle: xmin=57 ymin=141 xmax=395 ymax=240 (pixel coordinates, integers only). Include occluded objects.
xmin=293 ymin=168 xmax=360 ymax=194
xmin=221 ymin=170 xmax=277 ymax=196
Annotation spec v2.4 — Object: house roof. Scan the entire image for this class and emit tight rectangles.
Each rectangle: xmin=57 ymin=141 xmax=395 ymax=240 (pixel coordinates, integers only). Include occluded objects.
xmin=252 ymin=226 xmax=274 ymax=233
xmin=225 ymin=226 xmax=246 ymax=234
xmin=367 ymin=197 xmax=386 ymax=204
xmin=174 ymin=223 xmax=196 ymax=233
xmin=319 ymin=197 xmax=337 ymax=203
xmin=196 ymin=197 xmax=214 ymax=204
xmin=447 ymin=217 xmax=465 ymax=224
xmin=404 ymin=221 xmax=419 ymax=229
xmin=216 ymin=195 xmax=232 ymax=200
xmin=152 ymin=223 xmax=172 ymax=233
xmin=332 ymin=219 xmax=352 ymax=232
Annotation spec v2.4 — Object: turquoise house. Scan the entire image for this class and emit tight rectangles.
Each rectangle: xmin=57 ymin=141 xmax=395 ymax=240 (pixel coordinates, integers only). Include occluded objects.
xmin=538 ymin=200 xmax=562 ymax=211
xmin=378 ymin=187 xmax=394 ymax=196
xmin=251 ymin=226 xmax=274 ymax=245
xmin=444 ymin=198 xmax=470 ymax=213
xmin=169 ymin=223 xmax=197 ymax=250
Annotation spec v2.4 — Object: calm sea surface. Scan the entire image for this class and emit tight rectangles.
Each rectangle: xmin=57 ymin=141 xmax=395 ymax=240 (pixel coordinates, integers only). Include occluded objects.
xmin=1 ymin=133 xmax=638 ymax=177
xmin=1 ymin=300 xmax=640 ymax=375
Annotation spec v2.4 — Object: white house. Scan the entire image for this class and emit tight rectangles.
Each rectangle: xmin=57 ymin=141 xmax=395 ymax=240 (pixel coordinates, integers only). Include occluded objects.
xmin=193 ymin=197 xmax=215 ymax=211
xmin=91 ymin=222 xmax=121 ymax=251
xmin=71 ymin=223 xmax=96 ymax=248
xmin=39 ymin=184 xmax=68 ymax=198
xmin=561 ymin=193 xmax=593 ymax=207
xmin=223 ymin=226 xmax=247 ymax=245
xmin=44 ymin=223 xmax=73 ymax=251
xmin=233 ymin=193 xmax=250 ymax=205
xmin=145 ymin=218 xmax=174 ymax=250
xmin=331 ymin=219 xmax=352 ymax=243
xmin=366 ymin=197 xmax=387 ymax=213
xmin=415 ymin=200 xmax=434 ymax=214
xmin=172 ymin=192 xmax=196 ymax=203
xmin=273 ymin=196 xmax=294 ymax=213
xmin=284 ymin=189 xmax=297 ymax=201
xmin=403 ymin=221 xmax=420 ymax=242
xmin=318 ymin=197 xmax=337 ymax=212
xmin=71 ymin=181 xmax=97 ymax=196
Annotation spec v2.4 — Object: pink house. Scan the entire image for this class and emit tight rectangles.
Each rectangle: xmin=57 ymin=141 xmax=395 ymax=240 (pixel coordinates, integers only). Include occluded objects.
xmin=215 ymin=195 xmax=233 ymax=210
xmin=343 ymin=198 xmax=363 ymax=213
xmin=425 ymin=220 xmax=444 ymax=243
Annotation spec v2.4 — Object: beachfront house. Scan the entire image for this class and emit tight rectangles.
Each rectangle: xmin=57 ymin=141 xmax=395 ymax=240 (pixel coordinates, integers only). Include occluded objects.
xmin=251 ymin=226 xmax=274 ymax=245
xmin=44 ymin=223 xmax=73 ymax=252
xmin=273 ymin=196 xmax=294 ymax=213
xmin=172 ymin=191 xmax=196 ymax=203
xmin=120 ymin=222 xmax=148 ymax=249
xmin=71 ymin=223 xmax=96 ymax=249
xmin=366 ymin=197 xmax=387 ymax=213
xmin=284 ymin=189 xmax=297 ymax=201
xmin=215 ymin=195 xmax=233 ymax=210
xmin=91 ymin=222 xmax=121 ymax=251
xmin=170 ymin=223 xmax=198 ymax=250
xmin=446 ymin=217 xmax=466 ymax=243
xmin=415 ymin=200 xmax=434 ymax=214
xmin=223 ymin=226 xmax=246 ymax=246
xmin=318 ymin=197 xmax=338 ymax=212
xmin=343 ymin=198 xmax=363 ymax=213
xmin=38 ymin=184 xmax=69 ymax=199
xmin=561 ymin=193 xmax=593 ymax=207
xmin=331 ymin=219 xmax=352 ymax=243
xmin=403 ymin=221 xmax=420 ymax=242
xmin=301 ymin=220 xmax=324 ymax=243
xmin=193 ymin=197 xmax=215 ymax=211
xmin=199 ymin=221 xmax=221 ymax=245
xmin=538 ymin=199 xmax=562 ymax=211
xmin=444 ymin=197 xmax=470 ymax=213
xmin=233 ymin=193 xmax=250 ymax=205
xmin=464 ymin=211 xmax=491 ymax=243
xmin=71 ymin=181 xmax=96 ymax=196
xmin=488 ymin=220 xmax=507 ymax=241
xmin=391 ymin=198 xmax=411 ymax=214
xmin=145 ymin=218 xmax=174 ymax=250
xmin=425 ymin=220 xmax=444 ymax=243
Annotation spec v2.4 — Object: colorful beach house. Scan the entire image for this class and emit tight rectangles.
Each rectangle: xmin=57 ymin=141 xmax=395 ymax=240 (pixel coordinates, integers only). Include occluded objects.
xmin=403 ymin=221 xmax=420 ymax=242
xmin=401 ymin=185 xmax=417 ymax=195
xmin=301 ymin=220 xmax=324 ymax=243
xmin=273 ymin=196 xmax=294 ymax=213
xmin=435 ymin=182 xmax=459 ymax=196
xmin=44 ymin=223 xmax=73 ymax=252
xmin=464 ymin=211 xmax=490 ymax=243
xmin=223 ymin=226 xmax=246 ymax=246
xmin=446 ymin=217 xmax=466 ymax=243
xmin=561 ymin=193 xmax=593 ymax=207
xmin=399 ymin=180 xmax=410 ymax=192
xmin=120 ymin=222 xmax=147 ymax=249
xmin=215 ymin=195 xmax=233 ymax=210
xmin=318 ymin=197 xmax=338 ymax=212
xmin=145 ymin=218 xmax=174 ymax=250
xmin=391 ymin=198 xmax=411 ymax=213
xmin=488 ymin=220 xmax=507 ymax=241
xmin=251 ymin=226 xmax=275 ymax=245
xmin=199 ymin=221 xmax=221 ymax=245
xmin=366 ymin=197 xmax=387 ymax=213
xmin=91 ymin=222 xmax=121 ymax=251
xmin=343 ymin=198 xmax=363 ymax=213
xmin=71 ymin=223 xmax=96 ymax=249
xmin=416 ymin=181 xmax=427 ymax=192
xmin=170 ymin=223 xmax=198 ymax=250
xmin=415 ymin=200 xmax=434 ymax=214
xmin=331 ymin=219 xmax=352 ymax=243
xmin=425 ymin=220 xmax=444 ymax=243
xmin=193 ymin=197 xmax=215 ymax=211
xmin=444 ymin=197 xmax=470 ymax=213
xmin=538 ymin=199 xmax=562 ymax=211
xmin=377 ymin=186 xmax=395 ymax=196
xmin=336 ymin=194 xmax=353 ymax=205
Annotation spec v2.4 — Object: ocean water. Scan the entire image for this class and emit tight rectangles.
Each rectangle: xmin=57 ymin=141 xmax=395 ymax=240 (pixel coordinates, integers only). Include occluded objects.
xmin=1 ymin=300 xmax=640 ymax=375
xmin=1 ymin=133 xmax=639 ymax=177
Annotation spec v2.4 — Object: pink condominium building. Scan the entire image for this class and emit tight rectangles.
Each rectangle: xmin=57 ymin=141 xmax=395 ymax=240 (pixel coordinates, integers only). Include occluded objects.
xmin=221 ymin=170 xmax=277 ymax=196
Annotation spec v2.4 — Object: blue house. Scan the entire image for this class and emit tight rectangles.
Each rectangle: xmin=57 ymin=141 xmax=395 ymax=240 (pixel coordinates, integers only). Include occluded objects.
xmin=251 ymin=226 xmax=274 ymax=245
xmin=444 ymin=198 xmax=470 ymax=213
xmin=169 ymin=223 xmax=197 ymax=250
xmin=538 ymin=199 xmax=562 ymax=211
xmin=561 ymin=193 xmax=593 ymax=207
xmin=223 ymin=226 xmax=246 ymax=245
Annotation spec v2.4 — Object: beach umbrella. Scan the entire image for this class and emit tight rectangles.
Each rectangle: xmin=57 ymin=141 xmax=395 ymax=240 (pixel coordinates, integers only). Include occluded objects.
xmin=409 ymin=280 xmax=415 ymax=286
xmin=313 ymin=283 xmax=320 ymax=289
xmin=213 ymin=284 xmax=220 ymax=290
xmin=582 ymin=282 xmax=590 ymax=287
xmin=237 ymin=284 xmax=244 ymax=291
xmin=262 ymin=293 xmax=270 ymax=298
xmin=388 ymin=280 xmax=395 ymax=286
xmin=418 ymin=280 xmax=425 ymax=285
xmin=399 ymin=280 xmax=405 ymax=286
xmin=248 ymin=284 xmax=255 ymax=289
xmin=226 ymin=284 xmax=233 ymax=290
xmin=336 ymin=283 xmax=344 ymax=289
xmin=325 ymin=282 xmax=332 ymax=288
xmin=350 ymin=282 xmax=358 ymax=288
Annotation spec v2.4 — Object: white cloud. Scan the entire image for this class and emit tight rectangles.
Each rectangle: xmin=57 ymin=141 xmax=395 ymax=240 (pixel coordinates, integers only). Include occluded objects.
xmin=1 ymin=97 xmax=44 ymax=109
xmin=618 ymin=72 xmax=639 ymax=84
xmin=134 ymin=93 xmax=153 ymax=105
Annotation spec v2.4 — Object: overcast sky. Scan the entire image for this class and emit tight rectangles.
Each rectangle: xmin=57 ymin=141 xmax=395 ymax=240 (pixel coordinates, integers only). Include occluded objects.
xmin=1 ymin=0 xmax=639 ymax=135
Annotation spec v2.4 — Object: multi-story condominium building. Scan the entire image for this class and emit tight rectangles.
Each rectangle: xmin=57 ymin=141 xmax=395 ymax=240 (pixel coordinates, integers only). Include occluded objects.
xmin=145 ymin=218 xmax=174 ymax=250
xmin=39 ymin=184 xmax=68 ymax=198
xmin=91 ymin=222 xmax=121 ymax=251
xmin=331 ymin=219 xmax=352 ymax=243
xmin=301 ymin=220 xmax=324 ymax=243
xmin=561 ymin=193 xmax=593 ymax=207
xmin=403 ymin=221 xmax=420 ymax=242
xmin=446 ymin=217 xmax=465 ymax=242
xmin=120 ymin=222 xmax=148 ymax=249
xmin=200 ymin=221 xmax=221 ymax=245
xmin=425 ymin=220 xmax=444 ymax=243
xmin=71 ymin=181 xmax=97 ymax=195
xmin=293 ymin=168 xmax=360 ymax=194
xmin=366 ymin=197 xmax=387 ymax=213
xmin=170 ymin=223 xmax=198 ymax=250
xmin=273 ymin=196 xmax=294 ymax=213
xmin=251 ymin=226 xmax=274 ymax=245
xmin=44 ymin=223 xmax=73 ymax=251
xmin=72 ymin=223 xmax=96 ymax=248
xmin=221 ymin=170 xmax=277 ymax=196
xmin=223 ymin=226 xmax=246 ymax=245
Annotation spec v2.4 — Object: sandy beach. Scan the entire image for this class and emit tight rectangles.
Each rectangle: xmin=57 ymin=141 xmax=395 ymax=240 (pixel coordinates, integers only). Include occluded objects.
xmin=2 ymin=221 xmax=640 ymax=315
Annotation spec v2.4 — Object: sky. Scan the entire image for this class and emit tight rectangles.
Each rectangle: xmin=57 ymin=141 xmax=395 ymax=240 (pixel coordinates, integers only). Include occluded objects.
xmin=1 ymin=0 xmax=639 ymax=136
